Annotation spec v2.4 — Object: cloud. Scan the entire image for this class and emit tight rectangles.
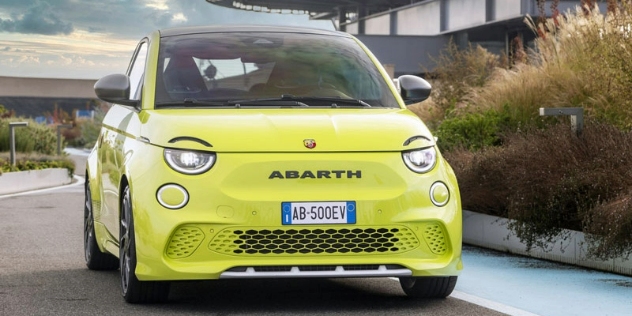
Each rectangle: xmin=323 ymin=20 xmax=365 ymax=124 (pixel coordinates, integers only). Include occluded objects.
xmin=16 ymin=55 xmax=40 ymax=65
xmin=0 ymin=0 xmax=334 ymax=79
xmin=0 ymin=0 xmax=73 ymax=35
xmin=87 ymin=26 xmax=105 ymax=33
xmin=171 ymin=13 xmax=187 ymax=23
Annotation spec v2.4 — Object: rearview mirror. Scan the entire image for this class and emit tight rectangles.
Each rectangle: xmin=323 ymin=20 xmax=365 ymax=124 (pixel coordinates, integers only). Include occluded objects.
xmin=398 ymin=75 xmax=431 ymax=105
xmin=94 ymin=74 xmax=139 ymax=107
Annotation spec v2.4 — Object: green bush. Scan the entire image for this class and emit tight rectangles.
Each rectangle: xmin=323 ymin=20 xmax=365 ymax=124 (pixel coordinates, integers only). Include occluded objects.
xmin=444 ymin=122 xmax=632 ymax=259
xmin=0 ymin=153 xmax=75 ymax=177
xmin=408 ymin=41 xmax=500 ymax=130
xmin=465 ymin=4 xmax=632 ymax=131
xmin=430 ymin=40 xmax=500 ymax=115
xmin=428 ymin=4 xmax=632 ymax=260
xmin=435 ymin=107 xmax=511 ymax=151
xmin=583 ymin=194 xmax=632 ymax=260
xmin=0 ymin=118 xmax=62 ymax=155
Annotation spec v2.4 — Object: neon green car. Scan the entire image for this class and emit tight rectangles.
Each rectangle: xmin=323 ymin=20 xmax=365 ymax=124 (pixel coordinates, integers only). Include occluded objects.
xmin=84 ymin=25 xmax=462 ymax=303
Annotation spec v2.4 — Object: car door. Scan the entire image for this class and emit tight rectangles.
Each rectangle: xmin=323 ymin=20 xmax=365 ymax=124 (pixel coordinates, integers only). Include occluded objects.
xmin=99 ymin=40 xmax=148 ymax=240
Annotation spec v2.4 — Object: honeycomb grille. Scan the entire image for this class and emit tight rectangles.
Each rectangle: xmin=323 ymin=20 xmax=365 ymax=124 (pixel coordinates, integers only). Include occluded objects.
xmin=209 ymin=226 xmax=419 ymax=255
xmin=166 ymin=226 xmax=205 ymax=259
xmin=422 ymin=224 xmax=447 ymax=255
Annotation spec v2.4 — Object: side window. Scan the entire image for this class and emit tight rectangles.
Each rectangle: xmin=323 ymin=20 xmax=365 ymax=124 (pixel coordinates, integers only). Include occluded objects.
xmin=128 ymin=42 xmax=148 ymax=100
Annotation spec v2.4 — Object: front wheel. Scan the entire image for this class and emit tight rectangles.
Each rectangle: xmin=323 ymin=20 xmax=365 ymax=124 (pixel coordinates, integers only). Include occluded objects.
xmin=399 ymin=276 xmax=458 ymax=298
xmin=120 ymin=186 xmax=170 ymax=303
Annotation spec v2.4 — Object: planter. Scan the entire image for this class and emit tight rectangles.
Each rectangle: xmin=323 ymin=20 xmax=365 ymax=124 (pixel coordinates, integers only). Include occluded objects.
xmin=463 ymin=210 xmax=632 ymax=276
xmin=0 ymin=168 xmax=72 ymax=195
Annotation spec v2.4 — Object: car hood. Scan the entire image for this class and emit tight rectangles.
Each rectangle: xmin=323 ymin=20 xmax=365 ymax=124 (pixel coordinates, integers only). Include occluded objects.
xmin=140 ymin=108 xmax=435 ymax=152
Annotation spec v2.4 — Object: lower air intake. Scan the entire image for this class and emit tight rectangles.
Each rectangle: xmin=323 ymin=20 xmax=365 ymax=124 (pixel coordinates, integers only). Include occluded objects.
xmin=209 ymin=226 xmax=419 ymax=255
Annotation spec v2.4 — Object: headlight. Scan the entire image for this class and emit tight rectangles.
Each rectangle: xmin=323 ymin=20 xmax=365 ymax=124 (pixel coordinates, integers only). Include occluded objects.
xmin=402 ymin=147 xmax=436 ymax=173
xmin=164 ymin=148 xmax=216 ymax=174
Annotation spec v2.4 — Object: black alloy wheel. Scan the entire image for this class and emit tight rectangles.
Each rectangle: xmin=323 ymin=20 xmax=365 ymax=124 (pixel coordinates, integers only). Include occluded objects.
xmin=119 ymin=186 xmax=170 ymax=303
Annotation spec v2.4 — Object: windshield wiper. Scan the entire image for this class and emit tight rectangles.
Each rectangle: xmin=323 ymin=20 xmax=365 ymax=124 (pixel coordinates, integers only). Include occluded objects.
xmin=155 ymin=98 xmax=227 ymax=108
xmin=228 ymin=95 xmax=371 ymax=108
xmin=226 ymin=97 xmax=309 ymax=108
xmin=297 ymin=96 xmax=372 ymax=108
xmin=276 ymin=95 xmax=371 ymax=108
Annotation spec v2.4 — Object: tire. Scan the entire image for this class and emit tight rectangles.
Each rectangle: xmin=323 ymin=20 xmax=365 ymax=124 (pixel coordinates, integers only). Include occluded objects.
xmin=399 ymin=276 xmax=458 ymax=299
xmin=84 ymin=181 xmax=118 ymax=270
xmin=119 ymin=186 xmax=170 ymax=304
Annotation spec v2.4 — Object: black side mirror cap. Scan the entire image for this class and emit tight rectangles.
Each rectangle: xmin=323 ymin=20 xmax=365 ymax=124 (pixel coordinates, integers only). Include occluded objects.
xmin=94 ymin=74 xmax=139 ymax=107
xmin=398 ymin=75 xmax=432 ymax=105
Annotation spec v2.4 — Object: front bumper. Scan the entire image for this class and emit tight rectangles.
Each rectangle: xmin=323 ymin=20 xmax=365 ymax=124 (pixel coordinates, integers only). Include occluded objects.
xmin=126 ymin=150 xmax=463 ymax=281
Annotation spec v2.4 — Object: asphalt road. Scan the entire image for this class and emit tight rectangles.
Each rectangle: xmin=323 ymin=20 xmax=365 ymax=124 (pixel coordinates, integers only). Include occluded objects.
xmin=0 ymin=159 xmax=505 ymax=316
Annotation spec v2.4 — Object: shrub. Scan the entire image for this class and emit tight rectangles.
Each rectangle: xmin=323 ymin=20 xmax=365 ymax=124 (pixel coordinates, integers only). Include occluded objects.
xmin=63 ymin=105 xmax=106 ymax=149
xmin=0 ymin=118 xmax=62 ymax=155
xmin=430 ymin=40 xmax=500 ymax=111
xmin=435 ymin=106 xmax=512 ymax=151
xmin=0 ymin=153 xmax=75 ymax=176
xmin=409 ymin=40 xmax=500 ymax=130
xmin=583 ymin=194 xmax=632 ymax=260
xmin=428 ymin=4 xmax=632 ymax=259
xmin=0 ymin=105 xmax=15 ymax=118
xmin=466 ymin=4 xmax=632 ymax=131
xmin=445 ymin=122 xmax=632 ymax=258
xmin=442 ymin=147 xmax=509 ymax=217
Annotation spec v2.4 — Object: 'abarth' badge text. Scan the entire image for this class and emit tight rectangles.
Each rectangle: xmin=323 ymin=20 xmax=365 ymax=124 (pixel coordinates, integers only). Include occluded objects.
xmin=269 ymin=170 xmax=362 ymax=179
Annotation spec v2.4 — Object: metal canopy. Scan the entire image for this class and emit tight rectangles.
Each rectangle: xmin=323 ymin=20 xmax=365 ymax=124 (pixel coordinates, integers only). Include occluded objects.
xmin=205 ymin=0 xmax=423 ymax=18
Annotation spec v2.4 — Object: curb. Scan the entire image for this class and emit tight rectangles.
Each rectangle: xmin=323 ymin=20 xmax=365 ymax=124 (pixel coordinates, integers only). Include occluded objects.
xmin=463 ymin=210 xmax=632 ymax=276
xmin=0 ymin=168 xmax=72 ymax=195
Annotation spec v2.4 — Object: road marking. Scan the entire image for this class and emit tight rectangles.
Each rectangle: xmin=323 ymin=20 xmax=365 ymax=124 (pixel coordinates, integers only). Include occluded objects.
xmin=388 ymin=277 xmax=539 ymax=316
xmin=450 ymin=291 xmax=540 ymax=316
xmin=64 ymin=148 xmax=91 ymax=157
xmin=0 ymin=175 xmax=85 ymax=199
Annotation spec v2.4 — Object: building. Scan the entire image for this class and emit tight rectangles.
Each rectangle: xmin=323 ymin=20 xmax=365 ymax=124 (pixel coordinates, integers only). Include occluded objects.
xmin=206 ymin=0 xmax=607 ymax=76
xmin=0 ymin=76 xmax=97 ymax=120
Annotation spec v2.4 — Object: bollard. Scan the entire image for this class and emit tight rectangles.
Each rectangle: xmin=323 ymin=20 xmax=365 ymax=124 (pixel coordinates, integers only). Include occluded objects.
xmin=57 ymin=124 xmax=74 ymax=156
xmin=539 ymin=107 xmax=583 ymax=136
xmin=9 ymin=122 xmax=28 ymax=166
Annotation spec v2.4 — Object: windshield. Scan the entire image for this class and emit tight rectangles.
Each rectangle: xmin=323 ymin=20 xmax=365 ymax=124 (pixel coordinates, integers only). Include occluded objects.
xmin=155 ymin=32 xmax=400 ymax=108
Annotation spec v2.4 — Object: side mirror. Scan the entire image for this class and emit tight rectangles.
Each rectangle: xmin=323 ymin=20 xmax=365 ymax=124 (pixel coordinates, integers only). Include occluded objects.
xmin=94 ymin=74 xmax=139 ymax=107
xmin=398 ymin=75 xmax=431 ymax=105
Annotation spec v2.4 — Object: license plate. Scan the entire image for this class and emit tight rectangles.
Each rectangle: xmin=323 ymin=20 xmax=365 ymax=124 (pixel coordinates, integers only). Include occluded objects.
xmin=281 ymin=201 xmax=356 ymax=225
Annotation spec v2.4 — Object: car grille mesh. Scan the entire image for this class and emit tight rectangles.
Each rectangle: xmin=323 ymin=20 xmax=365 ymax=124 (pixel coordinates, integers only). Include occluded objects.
xmin=422 ymin=224 xmax=447 ymax=254
xmin=166 ymin=226 xmax=205 ymax=259
xmin=209 ymin=226 xmax=419 ymax=255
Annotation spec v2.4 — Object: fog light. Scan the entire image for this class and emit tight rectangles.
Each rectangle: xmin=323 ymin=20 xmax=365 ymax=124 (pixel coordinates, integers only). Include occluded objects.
xmin=157 ymin=184 xmax=189 ymax=209
xmin=430 ymin=182 xmax=449 ymax=207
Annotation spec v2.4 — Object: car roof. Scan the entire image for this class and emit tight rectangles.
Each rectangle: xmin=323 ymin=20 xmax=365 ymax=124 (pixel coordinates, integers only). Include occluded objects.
xmin=158 ymin=25 xmax=350 ymax=38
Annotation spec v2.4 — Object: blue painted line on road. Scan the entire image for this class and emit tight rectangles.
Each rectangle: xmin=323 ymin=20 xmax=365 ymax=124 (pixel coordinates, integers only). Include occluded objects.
xmin=457 ymin=245 xmax=632 ymax=316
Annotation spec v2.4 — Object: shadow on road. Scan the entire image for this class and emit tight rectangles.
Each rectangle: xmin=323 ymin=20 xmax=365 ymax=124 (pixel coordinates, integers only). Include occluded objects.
xmin=1 ymin=268 xmax=484 ymax=315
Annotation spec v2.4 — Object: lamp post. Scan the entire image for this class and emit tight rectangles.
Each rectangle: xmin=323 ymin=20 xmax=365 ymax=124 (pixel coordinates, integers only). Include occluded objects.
xmin=57 ymin=124 xmax=74 ymax=155
xmin=9 ymin=122 xmax=28 ymax=166
xmin=539 ymin=107 xmax=584 ymax=136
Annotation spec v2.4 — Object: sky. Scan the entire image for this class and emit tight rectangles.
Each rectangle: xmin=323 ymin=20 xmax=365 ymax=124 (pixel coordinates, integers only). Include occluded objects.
xmin=0 ymin=0 xmax=334 ymax=79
